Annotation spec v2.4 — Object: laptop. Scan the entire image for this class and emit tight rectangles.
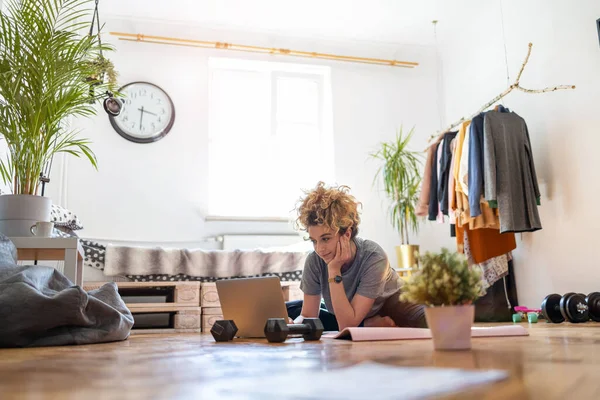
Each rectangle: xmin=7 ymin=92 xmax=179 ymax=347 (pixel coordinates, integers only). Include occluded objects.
xmin=215 ymin=276 xmax=289 ymax=338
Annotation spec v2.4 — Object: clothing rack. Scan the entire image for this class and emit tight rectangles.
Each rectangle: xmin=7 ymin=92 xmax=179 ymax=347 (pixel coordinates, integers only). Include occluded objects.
xmin=428 ymin=43 xmax=575 ymax=144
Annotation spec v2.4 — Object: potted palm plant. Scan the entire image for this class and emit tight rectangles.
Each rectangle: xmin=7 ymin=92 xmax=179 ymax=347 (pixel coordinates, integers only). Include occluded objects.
xmin=371 ymin=126 xmax=422 ymax=271
xmin=400 ymin=248 xmax=485 ymax=350
xmin=0 ymin=0 xmax=117 ymax=236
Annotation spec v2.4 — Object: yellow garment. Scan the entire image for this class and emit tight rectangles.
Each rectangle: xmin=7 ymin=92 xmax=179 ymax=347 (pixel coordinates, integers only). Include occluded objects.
xmin=452 ymin=121 xmax=471 ymax=197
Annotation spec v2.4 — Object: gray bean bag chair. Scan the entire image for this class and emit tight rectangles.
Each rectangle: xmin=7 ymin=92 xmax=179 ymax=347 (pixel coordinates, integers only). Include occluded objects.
xmin=0 ymin=234 xmax=133 ymax=347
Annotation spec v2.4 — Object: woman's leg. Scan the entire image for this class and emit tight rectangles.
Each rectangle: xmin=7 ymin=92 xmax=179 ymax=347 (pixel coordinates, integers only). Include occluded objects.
xmin=285 ymin=300 xmax=340 ymax=331
xmin=379 ymin=292 xmax=427 ymax=328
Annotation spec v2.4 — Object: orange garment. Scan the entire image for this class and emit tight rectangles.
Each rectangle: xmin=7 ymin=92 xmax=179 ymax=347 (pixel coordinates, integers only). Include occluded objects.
xmin=455 ymin=191 xmax=500 ymax=230
xmin=456 ymin=224 xmax=516 ymax=264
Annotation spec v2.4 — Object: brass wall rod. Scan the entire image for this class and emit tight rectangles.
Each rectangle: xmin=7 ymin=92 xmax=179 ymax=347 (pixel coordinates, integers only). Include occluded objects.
xmin=110 ymin=31 xmax=419 ymax=68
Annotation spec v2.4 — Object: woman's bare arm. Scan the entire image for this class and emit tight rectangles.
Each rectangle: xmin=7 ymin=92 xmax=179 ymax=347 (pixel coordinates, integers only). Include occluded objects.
xmin=294 ymin=293 xmax=321 ymax=323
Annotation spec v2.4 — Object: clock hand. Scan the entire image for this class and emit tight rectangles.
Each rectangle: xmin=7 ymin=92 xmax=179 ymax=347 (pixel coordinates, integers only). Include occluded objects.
xmin=139 ymin=106 xmax=144 ymax=130
xmin=138 ymin=108 xmax=158 ymax=117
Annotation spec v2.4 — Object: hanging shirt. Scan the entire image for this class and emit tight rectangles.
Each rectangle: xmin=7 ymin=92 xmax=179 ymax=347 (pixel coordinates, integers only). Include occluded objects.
xmin=448 ymin=138 xmax=458 ymax=225
xmin=469 ymin=106 xmax=511 ymax=218
xmin=483 ymin=111 xmax=542 ymax=233
xmin=427 ymin=141 xmax=442 ymax=221
xmin=458 ymin=123 xmax=471 ymax=194
xmin=416 ymin=144 xmax=436 ymax=217
xmin=438 ymin=131 xmax=457 ymax=217
xmin=468 ymin=112 xmax=486 ymax=217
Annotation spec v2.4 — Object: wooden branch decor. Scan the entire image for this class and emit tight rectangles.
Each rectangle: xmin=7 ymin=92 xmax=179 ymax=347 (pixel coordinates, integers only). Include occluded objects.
xmin=428 ymin=43 xmax=575 ymax=143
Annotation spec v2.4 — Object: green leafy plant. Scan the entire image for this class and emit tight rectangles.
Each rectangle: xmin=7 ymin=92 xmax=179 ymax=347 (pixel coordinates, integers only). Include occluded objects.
xmin=400 ymin=248 xmax=484 ymax=306
xmin=0 ymin=0 xmax=117 ymax=195
xmin=370 ymin=126 xmax=422 ymax=245
xmin=88 ymin=55 xmax=118 ymax=90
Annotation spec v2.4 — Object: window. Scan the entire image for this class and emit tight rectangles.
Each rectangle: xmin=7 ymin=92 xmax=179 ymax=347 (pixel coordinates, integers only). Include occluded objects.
xmin=208 ymin=57 xmax=334 ymax=219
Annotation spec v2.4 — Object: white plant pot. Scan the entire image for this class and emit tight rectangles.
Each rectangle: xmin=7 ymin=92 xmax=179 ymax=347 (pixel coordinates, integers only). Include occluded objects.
xmin=425 ymin=305 xmax=475 ymax=351
xmin=0 ymin=194 xmax=52 ymax=237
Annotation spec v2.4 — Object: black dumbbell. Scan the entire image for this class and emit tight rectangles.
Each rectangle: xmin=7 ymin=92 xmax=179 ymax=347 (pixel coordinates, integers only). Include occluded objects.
xmin=541 ymin=293 xmax=564 ymax=323
xmin=559 ymin=292 xmax=588 ymax=323
xmin=264 ymin=318 xmax=324 ymax=343
xmin=586 ymin=292 xmax=600 ymax=322
xmin=210 ymin=320 xmax=238 ymax=342
xmin=541 ymin=292 xmax=600 ymax=323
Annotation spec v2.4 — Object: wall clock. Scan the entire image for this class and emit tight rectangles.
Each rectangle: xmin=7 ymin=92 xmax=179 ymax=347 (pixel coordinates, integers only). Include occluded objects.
xmin=109 ymin=81 xmax=176 ymax=143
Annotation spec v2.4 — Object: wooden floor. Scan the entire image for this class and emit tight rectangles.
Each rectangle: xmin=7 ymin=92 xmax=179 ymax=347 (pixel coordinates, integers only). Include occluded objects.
xmin=1 ymin=323 xmax=599 ymax=399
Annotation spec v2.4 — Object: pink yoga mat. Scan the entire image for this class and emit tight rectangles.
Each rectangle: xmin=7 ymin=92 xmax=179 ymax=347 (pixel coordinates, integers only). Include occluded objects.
xmin=322 ymin=325 xmax=529 ymax=341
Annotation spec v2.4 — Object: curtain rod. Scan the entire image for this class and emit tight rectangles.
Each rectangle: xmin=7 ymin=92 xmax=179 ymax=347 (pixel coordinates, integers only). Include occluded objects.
xmin=109 ymin=31 xmax=419 ymax=68
xmin=427 ymin=43 xmax=575 ymax=145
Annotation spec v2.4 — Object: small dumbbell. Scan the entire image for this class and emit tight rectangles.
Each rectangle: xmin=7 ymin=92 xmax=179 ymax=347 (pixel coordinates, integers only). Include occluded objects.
xmin=264 ymin=318 xmax=324 ymax=343
xmin=210 ymin=320 xmax=238 ymax=342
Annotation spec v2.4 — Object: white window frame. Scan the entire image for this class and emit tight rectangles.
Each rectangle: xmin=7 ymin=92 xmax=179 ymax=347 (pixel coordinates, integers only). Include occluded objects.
xmin=207 ymin=57 xmax=334 ymax=220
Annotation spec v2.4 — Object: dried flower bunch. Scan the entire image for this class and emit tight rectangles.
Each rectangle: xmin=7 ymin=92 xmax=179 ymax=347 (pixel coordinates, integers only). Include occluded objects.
xmin=400 ymin=248 xmax=484 ymax=307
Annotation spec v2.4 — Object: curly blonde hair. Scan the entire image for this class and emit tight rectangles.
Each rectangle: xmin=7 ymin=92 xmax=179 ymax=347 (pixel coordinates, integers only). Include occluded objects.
xmin=295 ymin=181 xmax=361 ymax=238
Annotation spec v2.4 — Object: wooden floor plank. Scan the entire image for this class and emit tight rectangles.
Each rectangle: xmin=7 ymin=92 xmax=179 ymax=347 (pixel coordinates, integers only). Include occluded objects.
xmin=1 ymin=323 xmax=600 ymax=399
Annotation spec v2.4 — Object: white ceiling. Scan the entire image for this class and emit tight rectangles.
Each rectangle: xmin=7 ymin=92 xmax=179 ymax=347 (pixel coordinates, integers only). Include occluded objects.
xmin=99 ymin=0 xmax=459 ymax=46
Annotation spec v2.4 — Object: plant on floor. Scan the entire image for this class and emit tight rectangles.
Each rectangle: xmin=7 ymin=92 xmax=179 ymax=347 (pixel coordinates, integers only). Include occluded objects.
xmin=370 ymin=126 xmax=423 ymax=246
xmin=0 ymin=0 xmax=118 ymax=195
xmin=400 ymin=248 xmax=484 ymax=306
xmin=401 ymin=248 xmax=484 ymax=351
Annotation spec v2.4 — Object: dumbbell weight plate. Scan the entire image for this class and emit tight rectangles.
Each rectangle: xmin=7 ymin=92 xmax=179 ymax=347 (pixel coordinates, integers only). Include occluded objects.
xmin=559 ymin=292 xmax=576 ymax=323
xmin=542 ymin=293 xmax=564 ymax=323
xmin=300 ymin=318 xmax=324 ymax=341
xmin=586 ymin=292 xmax=600 ymax=322
xmin=562 ymin=293 xmax=589 ymax=323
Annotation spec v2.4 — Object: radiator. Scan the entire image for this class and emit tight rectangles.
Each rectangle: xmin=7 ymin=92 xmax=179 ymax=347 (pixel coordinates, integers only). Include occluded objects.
xmin=221 ymin=234 xmax=309 ymax=251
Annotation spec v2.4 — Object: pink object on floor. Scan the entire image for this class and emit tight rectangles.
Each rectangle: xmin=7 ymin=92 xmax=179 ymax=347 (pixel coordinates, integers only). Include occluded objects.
xmin=322 ymin=325 xmax=529 ymax=342
xmin=514 ymin=306 xmax=541 ymax=313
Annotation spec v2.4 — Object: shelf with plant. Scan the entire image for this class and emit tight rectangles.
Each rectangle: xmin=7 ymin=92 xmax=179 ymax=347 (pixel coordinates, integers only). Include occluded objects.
xmin=0 ymin=0 xmax=119 ymax=236
xmin=370 ymin=126 xmax=423 ymax=270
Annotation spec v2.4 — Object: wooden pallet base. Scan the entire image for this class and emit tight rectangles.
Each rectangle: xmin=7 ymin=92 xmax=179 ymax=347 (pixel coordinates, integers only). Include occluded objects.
xmin=130 ymin=307 xmax=202 ymax=331
xmin=84 ymin=281 xmax=202 ymax=332
xmin=202 ymin=307 xmax=223 ymax=333
xmin=84 ymin=281 xmax=200 ymax=307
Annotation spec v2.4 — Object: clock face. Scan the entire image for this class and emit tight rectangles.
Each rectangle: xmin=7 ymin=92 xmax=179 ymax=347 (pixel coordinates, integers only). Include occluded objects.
xmin=109 ymin=82 xmax=175 ymax=143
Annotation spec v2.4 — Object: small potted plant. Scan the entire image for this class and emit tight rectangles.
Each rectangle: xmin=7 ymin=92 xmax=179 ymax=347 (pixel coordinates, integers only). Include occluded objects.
xmin=86 ymin=55 xmax=119 ymax=101
xmin=400 ymin=248 xmax=484 ymax=351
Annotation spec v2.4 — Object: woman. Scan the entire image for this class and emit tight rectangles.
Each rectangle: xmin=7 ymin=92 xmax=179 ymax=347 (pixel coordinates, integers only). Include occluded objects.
xmin=286 ymin=181 xmax=426 ymax=331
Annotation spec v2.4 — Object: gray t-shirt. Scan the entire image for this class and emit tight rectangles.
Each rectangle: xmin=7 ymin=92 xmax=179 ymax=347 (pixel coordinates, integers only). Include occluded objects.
xmin=299 ymin=237 xmax=403 ymax=319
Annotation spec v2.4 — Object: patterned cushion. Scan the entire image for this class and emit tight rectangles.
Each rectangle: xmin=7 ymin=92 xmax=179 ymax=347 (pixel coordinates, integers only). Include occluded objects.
xmin=51 ymin=204 xmax=83 ymax=230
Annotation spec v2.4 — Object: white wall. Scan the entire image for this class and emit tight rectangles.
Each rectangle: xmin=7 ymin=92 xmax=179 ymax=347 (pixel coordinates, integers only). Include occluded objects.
xmin=433 ymin=0 xmax=600 ymax=308
xmin=46 ymin=17 xmax=446 ymax=266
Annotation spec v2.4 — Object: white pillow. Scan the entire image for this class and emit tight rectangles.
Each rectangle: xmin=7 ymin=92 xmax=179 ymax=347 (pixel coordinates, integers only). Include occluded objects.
xmin=51 ymin=204 xmax=83 ymax=230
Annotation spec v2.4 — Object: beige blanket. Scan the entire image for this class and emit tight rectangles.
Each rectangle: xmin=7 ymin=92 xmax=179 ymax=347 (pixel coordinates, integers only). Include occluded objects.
xmin=104 ymin=245 xmax=308 ymax=278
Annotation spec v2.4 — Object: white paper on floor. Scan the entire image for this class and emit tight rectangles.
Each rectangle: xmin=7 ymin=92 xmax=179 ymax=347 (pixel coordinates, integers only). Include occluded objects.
xmin=200 ymin=361 xmax=509 ymax=399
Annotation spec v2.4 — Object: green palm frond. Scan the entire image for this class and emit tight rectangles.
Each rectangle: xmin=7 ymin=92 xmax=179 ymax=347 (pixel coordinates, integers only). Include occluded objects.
xmin=370 ymin=126 xmax=423 ymax=244
xmin=0 ymin=0 xmax=117 ymax=195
